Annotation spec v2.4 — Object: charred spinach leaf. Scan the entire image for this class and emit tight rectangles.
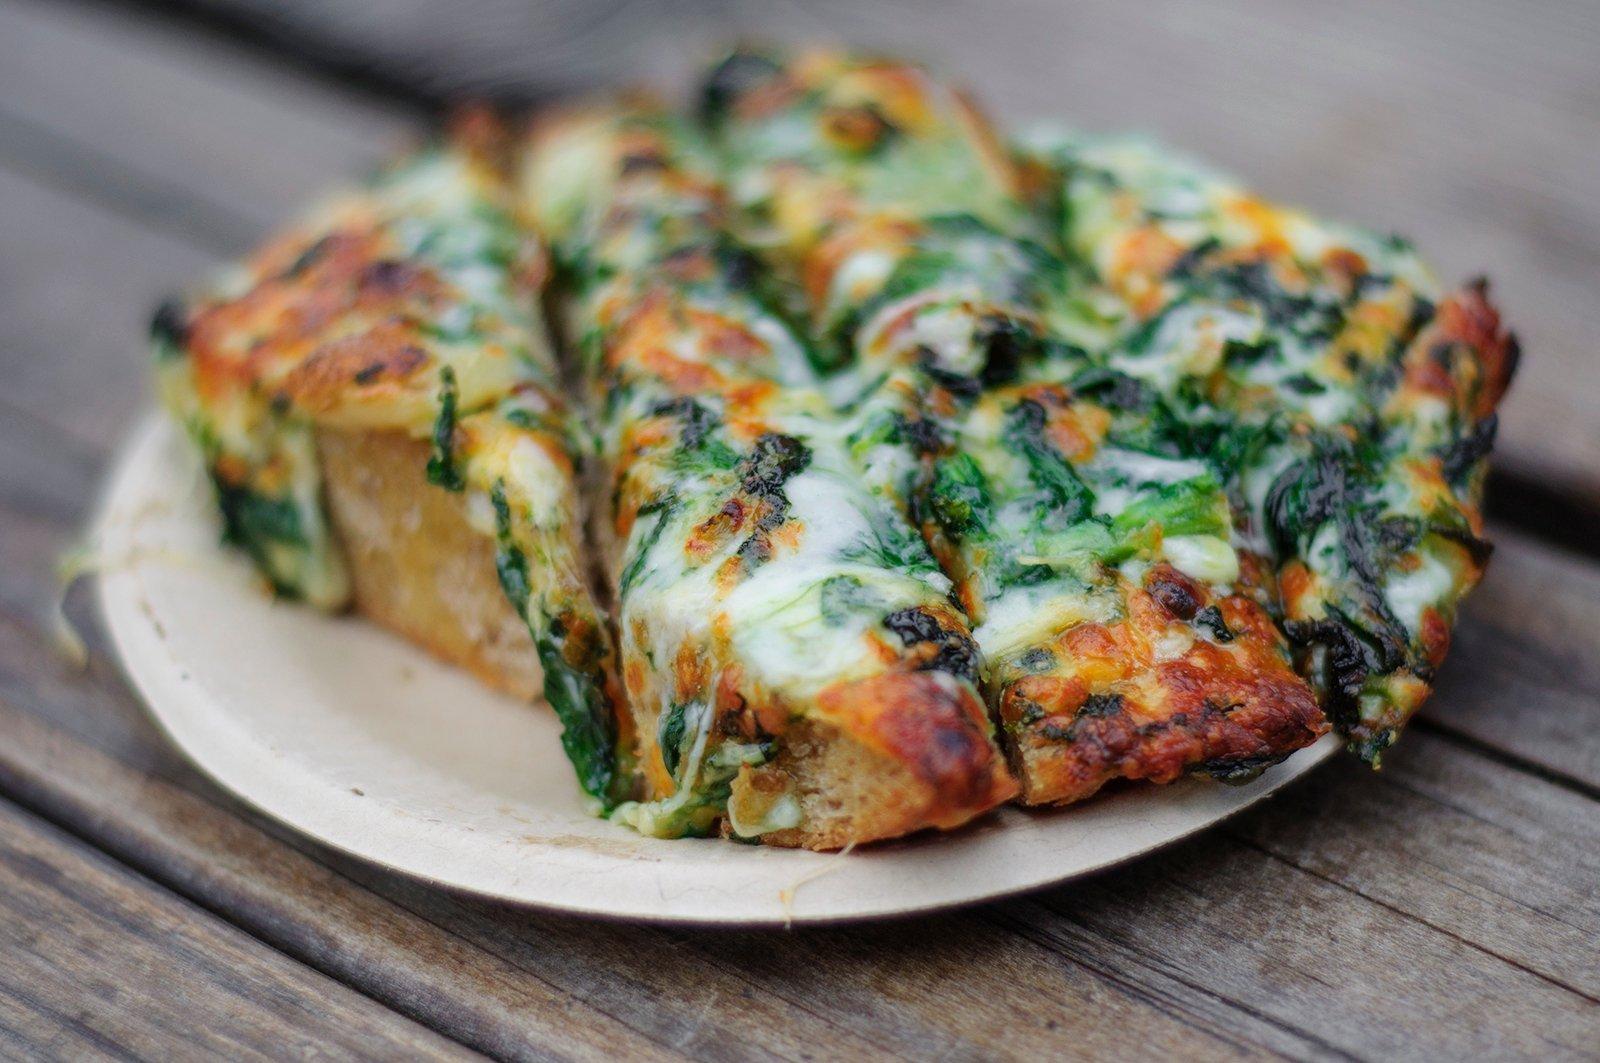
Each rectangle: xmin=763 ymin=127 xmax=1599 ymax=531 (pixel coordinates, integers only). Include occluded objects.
xmin=927 ymin=452 xmax=993 ymax=541
xmin=1264 ymin=439 xmax=1411 ymax=670
xmin=656 ymin=397 xmax=740 ymax=474
xmin=1197 ymin=752 xmax=1288 ymax=784
xmin=1006 ymin=398 xmax=1095 ymax=527
xmin=1193 ymin=605 xmax=1234 ymax=642
xmin=491 ymin=482 xmax=619 ymax=803
xmin=734 ymin=433 xmax=812 ymax=567
xmin=883 ymin=606 xmax=981 ymax=683
xmin=426 ymin=365 xmax=465 ymax=490
xmin=1438 ymin=413 xmax=1498 ymax=485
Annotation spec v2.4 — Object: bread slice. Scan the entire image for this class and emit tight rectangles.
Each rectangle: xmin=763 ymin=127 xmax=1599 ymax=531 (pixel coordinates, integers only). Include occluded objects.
xmin=526 ymin=105 xmax=1017 ymax=847
xmin=164 ymin=115 xmax=1015 ymax=846
xmin=315 ymin=428 xmax=540 ymax=702
xmin=158 ymin=128 xmax=630 ymax=808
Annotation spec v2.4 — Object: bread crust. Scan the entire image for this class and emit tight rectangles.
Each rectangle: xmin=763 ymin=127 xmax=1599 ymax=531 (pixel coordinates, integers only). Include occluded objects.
xmin=316 ymin=428 xmax=540 ymax=702
xmin=998 ymin=564 xmax=1328 ymax=805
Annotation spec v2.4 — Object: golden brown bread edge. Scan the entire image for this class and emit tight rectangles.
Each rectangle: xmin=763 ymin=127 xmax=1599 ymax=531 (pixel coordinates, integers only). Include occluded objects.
xmin=747 ymin=681 xmax=1018 ymax=848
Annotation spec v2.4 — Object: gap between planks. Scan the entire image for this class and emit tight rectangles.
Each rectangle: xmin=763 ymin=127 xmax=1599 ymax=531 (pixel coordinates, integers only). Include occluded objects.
xmin=0 ymin=789 xmax=481 ymax=1061
xmin=1410 ymin=718 xmax=1600 ymax=805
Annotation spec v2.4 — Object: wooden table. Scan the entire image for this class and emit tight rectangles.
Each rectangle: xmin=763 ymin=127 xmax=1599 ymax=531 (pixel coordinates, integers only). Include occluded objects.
xmin=1 ymin=1 xmax=1596 ymax=1057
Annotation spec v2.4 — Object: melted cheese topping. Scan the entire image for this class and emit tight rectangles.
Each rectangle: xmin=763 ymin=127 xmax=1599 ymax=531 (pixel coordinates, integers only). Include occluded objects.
xmin=157 ymin=130 xmax=628 ymax=803
xmin=1036 ymin=130 xmax=1514 ymax=757
xmin=161 ymin=49 xmax=1514 ymax=827
xmin=525 ymin=104 xmax=1012 ymax=837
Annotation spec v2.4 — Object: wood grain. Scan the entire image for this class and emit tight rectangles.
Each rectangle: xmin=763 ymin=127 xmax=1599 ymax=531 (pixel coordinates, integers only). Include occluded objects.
xmin=0 ymin=0 xmax=411 ymax=244
xmin=0 ymin=796 xmax=475 ymax=1060
xmin=1232 ymin=733 xmax=1600 ymax=1001
xmin=0 ymin=0 xmax=1596 ymax=1056
xmin=1426 ymin=531 xmax=1600 ymax=793
xmin=0 ymin=164 xmax=204 ymax=450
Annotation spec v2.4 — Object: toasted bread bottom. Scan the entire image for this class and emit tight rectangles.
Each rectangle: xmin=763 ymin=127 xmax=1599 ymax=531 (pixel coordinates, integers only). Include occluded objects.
xmin=315 ymin=428 xmax=540 ymax=701
xmin=739 ymin=717 xmax=1009 ymax=850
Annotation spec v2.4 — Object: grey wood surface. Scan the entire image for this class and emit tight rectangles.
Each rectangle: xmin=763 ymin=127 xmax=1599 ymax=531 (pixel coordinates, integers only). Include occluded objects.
xmin=0 ymin=0 xmax=1597 ymax=1058
xmin=0 ymin=798 xmax=475 ymax=1060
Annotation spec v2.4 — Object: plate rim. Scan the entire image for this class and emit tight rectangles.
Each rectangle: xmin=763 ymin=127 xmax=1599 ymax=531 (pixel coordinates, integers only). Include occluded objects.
xmin=93 ymin=413 xmax=1339 ymax=926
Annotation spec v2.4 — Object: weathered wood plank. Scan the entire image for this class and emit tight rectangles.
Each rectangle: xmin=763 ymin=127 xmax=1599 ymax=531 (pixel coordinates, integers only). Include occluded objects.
xmin=1006 ymin=788 xmax=1599 ymax=1061
xmin=0 ymin=163 xmax=205 ymax=450
xmin=1425 ymin=530 xmax=1600 ymax=793
xmin=0 ymin=0 xmax=411 ymax=245
xmin=670 ymin=742 xmax=1600 ymax=1062
xmin=0 ymin=796 xmax=477 ymax=1061
xmin=0 ymin=691 xmax=742 ymax=1063
xmin=1230 ymin=734 xmax=1600 ymax=1001
xmin=113 ymin=0 xmax=1600 ymax=505
xmin=344 ymin=858 xmax=1284 ymax=1060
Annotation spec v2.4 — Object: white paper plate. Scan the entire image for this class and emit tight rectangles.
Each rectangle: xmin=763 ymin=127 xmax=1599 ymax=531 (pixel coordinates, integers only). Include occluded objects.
xmin=94 ymin=415 xmax=1337 ymax=925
